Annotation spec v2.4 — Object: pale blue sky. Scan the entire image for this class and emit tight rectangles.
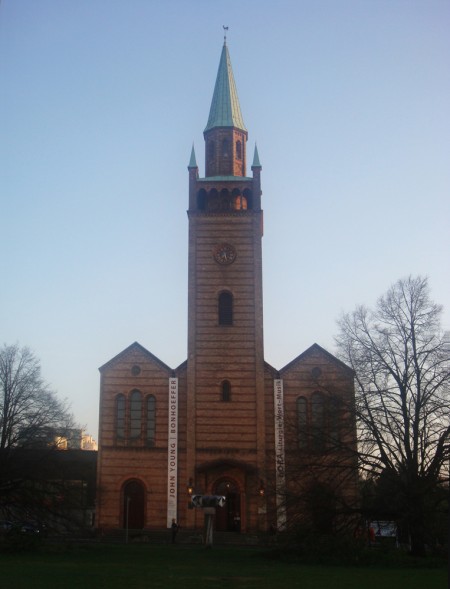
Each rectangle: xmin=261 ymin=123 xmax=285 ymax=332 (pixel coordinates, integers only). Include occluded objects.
xmin=1 ymin=0 xmax=449 ymax=438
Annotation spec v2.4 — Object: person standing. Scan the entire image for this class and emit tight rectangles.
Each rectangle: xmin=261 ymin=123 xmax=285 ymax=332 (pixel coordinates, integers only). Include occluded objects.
xmin=171 ymin=518 xmax=180 ymax=543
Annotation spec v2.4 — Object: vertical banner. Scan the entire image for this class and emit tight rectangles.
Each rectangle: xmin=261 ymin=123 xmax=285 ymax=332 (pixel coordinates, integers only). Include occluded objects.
xmin=167 ymin=377 xmax=178 ymax=528
xmin=273 ymin=379 xmax=287 ymax=530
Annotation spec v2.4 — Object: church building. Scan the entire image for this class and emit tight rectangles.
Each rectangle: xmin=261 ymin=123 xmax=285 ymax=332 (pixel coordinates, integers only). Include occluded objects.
xmin=96 ymin=41 xmax=358 ymax=536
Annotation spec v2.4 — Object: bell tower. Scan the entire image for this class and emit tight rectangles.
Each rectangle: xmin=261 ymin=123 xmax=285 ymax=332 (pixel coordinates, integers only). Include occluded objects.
xmin=185 ymin=41 xmax=266 ymax=531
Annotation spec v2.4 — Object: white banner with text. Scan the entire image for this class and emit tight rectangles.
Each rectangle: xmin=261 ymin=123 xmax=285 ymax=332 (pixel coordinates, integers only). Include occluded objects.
xmin=167 ymin=377 xmax=178 ymax=527
xmin=274 ymin=379 xmax=287 ymax=530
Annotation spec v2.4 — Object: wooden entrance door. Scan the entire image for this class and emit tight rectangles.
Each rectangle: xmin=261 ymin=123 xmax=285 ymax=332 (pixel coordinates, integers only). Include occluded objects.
xmin=214 ymin=479 xmax=241 ymax=532
xmin=123 ymin=480 xmax=145 ymax=529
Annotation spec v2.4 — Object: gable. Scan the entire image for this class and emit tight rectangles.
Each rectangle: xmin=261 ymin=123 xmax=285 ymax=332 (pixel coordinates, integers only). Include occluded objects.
xmin=98 ymin=341 xmax=173 ymax=375
xmin=279 ymin=343 xmax=354 ymax=377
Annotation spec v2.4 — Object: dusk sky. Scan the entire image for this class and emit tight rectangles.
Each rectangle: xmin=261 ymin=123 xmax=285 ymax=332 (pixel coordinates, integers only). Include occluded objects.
xmin=1 ymin=0 xmax=449 ymax=439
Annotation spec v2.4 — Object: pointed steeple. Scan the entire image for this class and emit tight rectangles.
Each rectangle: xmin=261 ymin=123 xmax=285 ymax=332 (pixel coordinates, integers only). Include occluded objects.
xmin=252 ymin=144 xmax=261 ymax=168
xmin=188 ymin=144 xmax=197 ymax=168
xmin=204 ymin=42 xmax=247 ymax=133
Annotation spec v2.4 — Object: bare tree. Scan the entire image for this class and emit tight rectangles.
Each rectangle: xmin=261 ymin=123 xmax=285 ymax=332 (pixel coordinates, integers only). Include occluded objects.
xmin=0 ymin=343 xmax=73 ymax=449
xmin=336 ymin=276 xmax=450 ymax=556
xmin=0 ymin=344 xmax=79 ymax=529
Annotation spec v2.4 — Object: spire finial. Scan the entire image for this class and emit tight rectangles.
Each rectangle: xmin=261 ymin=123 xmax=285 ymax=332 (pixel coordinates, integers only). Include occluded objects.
xmin=223 ymin=25 xmax=229 ymax=45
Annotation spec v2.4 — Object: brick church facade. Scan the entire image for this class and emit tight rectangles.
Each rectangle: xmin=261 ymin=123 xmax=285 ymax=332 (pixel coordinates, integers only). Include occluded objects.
xmin=96 ymin=41 xmax=358 ymax=535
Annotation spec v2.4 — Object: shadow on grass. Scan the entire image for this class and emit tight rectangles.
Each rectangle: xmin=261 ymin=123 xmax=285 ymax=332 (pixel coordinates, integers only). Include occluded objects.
xmin=0 ymin=541 xmax=447 ymax=589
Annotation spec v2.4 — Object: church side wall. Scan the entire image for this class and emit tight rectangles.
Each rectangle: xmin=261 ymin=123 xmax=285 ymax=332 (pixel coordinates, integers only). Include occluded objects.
xmin=97 ymin=348 xmax=188 ymax=531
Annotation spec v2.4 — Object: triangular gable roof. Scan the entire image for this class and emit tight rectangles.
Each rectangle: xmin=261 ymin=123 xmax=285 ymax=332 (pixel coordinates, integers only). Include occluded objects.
xmin=278 ymin=343 xmax=354 ymax=376
xmin=264 ymin=359 xmax=278 ymax=377
xmin=98 ymin=341 xmax=173 ymax=374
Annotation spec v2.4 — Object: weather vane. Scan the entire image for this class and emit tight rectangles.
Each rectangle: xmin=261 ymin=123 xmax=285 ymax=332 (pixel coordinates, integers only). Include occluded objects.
xmin=223 ymin=25 xmax=229 ymax=44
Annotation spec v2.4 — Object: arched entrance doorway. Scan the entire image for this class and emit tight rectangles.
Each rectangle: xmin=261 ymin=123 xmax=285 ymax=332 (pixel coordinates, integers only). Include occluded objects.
xmin=122 ymin=479 xmax=145 ymax=529
xmin=213 ymin=478 xmax=241 ymax=532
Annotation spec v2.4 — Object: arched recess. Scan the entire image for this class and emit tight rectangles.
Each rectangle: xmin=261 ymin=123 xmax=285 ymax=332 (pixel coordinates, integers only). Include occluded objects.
xmin=197 ymin=189 xmax=207 ymax=211
xmin=243 ymin=188 xmax=253 ymax=210
xmin=220 ymin=188 xmax=230 ymax=211
xmin=213 ymin=478 xmax=241 ymax=532
xmin=207 ymin=188 xmax=219 ymax=211
xmin=122 ymin=479 xmax=146 ymax=529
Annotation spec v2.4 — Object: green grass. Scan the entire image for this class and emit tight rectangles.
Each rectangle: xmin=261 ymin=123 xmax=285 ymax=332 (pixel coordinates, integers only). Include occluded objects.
xmin=0 ymin=543 xmax=447 ymax=589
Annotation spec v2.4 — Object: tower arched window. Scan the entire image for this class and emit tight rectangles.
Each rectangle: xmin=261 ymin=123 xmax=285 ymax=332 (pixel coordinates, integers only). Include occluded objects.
xmin=222 ymin=138 xmax=229 ymax=157
xmin=236 ymin=140 xmax=242 ymax=160
xmin=129 ymin=389 xmax=142 ymax=440
xmin=218 ymin=291 xmax=233 ymax=325
xmin=116 ymin=394 xmax=126 ymax=440
xmin=208 ymin=141 xmax=215 ymax=159
xmin=146 ymin=395 xmax=156 ymax=446
xmin=297 ymin=396 xmax=308 ymax=450
xmin=221 ymin=380 xmax=231 ymax=402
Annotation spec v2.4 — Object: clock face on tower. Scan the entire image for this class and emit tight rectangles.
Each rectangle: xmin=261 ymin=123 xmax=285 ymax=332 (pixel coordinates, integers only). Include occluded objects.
xmin=213 ymin=243 xmax=237 ymax=265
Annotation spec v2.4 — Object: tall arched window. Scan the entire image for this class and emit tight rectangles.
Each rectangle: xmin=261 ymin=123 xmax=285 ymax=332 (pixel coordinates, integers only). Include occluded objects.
xmin=218 ymin=291 xmax=233 ymax=325
xmin=146 ymin=395 xmax=156 ymax=446
xmin=311 ymin=392 xmax=325 ymax=452
xmin=297 ymin=396 xmax=308 ymax=449
xmin=129 ymin=389 xmax=142 ymax=440
xmin=221 ymin=380 xmax=231 ymax=402
xmin=328 ymin=397 xmax=340 ymax=446
xmin=116 ymin=394 xmax=126 ymax=440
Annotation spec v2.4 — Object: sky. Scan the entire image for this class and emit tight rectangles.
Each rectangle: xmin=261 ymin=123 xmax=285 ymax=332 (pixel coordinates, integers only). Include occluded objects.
xmin=1 ymin=0 xmax=449 ymax=439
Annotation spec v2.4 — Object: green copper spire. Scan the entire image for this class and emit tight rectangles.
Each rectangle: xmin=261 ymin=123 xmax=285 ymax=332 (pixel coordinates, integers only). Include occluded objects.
xmin=204 ymin=42 xmax=247 ymax=133
xmin=188 ymin=144 xmax=197 ymax=168
xmin=252 ymin=144 xmax=261 ymax=168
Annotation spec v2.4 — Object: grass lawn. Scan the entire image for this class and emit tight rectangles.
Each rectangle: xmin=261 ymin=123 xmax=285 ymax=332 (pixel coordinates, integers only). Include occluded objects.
xmin=0 ymin=543 xmax=447 ymax=589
